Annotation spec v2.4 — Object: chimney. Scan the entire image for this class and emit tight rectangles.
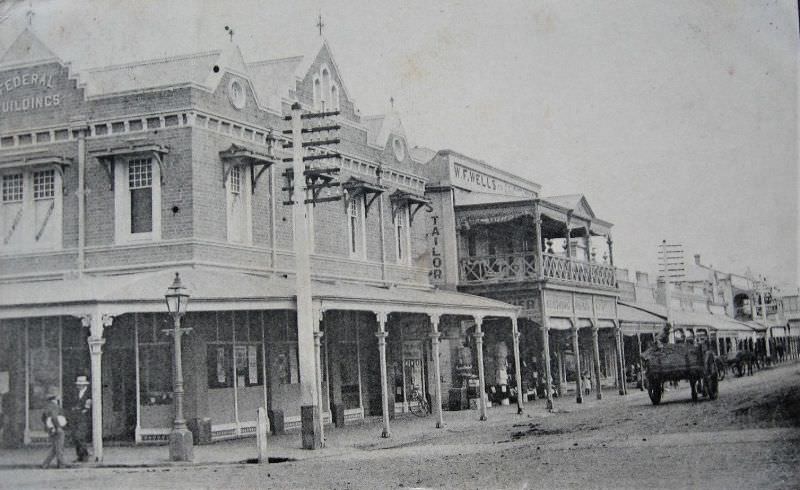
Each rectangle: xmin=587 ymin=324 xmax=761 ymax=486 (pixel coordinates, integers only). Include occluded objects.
xmin=694 ymin=254 xmax=701 ymax=265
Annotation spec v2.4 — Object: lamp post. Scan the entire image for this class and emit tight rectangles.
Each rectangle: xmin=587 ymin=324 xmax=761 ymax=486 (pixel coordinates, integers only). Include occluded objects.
xmin=164 ymin=272 xmax=193 ymax=461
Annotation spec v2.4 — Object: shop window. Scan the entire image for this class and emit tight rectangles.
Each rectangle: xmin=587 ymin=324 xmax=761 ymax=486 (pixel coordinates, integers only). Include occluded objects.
xmin=1 ymin=168 xmax=62 ymax=251
xmin=267 ymin=312 xmax=299 ymax=385
xmin=137 ymin=314 xmax=172 ymax=406
xmin=207 ymin=312 xmax=263 ymax=389
xmin=115 ymin=157 xmax=161 ymax=243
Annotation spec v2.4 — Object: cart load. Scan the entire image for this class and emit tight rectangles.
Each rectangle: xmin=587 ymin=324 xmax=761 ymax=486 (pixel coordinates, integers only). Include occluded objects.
xmin=642 ymin=342 xmax=719 ymax=405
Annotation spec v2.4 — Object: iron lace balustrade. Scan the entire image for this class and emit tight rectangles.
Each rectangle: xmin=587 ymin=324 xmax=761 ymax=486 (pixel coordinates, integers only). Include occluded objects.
xmin=541 ymin=253 xmax=616 ymax=288
xmin=458 ymin=252 xmax=537 ymax=284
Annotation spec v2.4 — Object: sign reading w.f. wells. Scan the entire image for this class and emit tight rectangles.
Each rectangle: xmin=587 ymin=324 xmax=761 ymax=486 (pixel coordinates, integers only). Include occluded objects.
xmin=0 ymin=63 xmax=84 ymax=133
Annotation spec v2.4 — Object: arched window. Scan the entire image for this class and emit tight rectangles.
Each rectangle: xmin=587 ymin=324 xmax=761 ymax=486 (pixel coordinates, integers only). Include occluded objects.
xmin=330 ymin=84 xmax=340 ymax=111
xmin=313 ymin=77 xmax=322 ymax=110
xmin=321 ymin=67 xmax=331 ymax=110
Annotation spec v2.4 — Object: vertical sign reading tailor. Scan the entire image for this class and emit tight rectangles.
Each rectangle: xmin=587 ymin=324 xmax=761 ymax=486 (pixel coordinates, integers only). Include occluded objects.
xmin=430 ymin=215 xmax=443 ymax=282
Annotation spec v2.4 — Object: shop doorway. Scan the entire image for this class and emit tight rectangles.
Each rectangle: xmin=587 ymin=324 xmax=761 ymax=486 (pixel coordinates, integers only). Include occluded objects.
xmin=101 ymin=326 xmax=136 ymax=441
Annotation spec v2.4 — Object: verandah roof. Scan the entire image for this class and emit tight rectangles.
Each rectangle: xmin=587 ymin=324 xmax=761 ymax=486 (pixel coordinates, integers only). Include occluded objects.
xmin=618 ymin=301 xmax=755 ymax=335
xmin=0 ymin=267 xmax=518 ymax=320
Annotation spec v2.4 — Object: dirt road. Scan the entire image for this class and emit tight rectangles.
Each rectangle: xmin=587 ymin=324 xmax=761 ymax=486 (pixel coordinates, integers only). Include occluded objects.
xmin=4 ymin=362 xmax=799 ymax=489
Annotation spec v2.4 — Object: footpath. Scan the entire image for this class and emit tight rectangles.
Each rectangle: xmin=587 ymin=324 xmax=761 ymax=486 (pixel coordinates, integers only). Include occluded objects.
xmin=0 ymin=400 xmax=554 ymax=470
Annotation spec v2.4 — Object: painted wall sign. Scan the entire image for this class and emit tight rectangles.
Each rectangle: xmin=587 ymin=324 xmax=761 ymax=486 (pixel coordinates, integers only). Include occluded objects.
xmin=451 ymin=160 xmax=533 ymax=197
xmin=545 ymin=290 xmax=573 ymax=316
xmin=492 ymin=293 xmax=541 ymax=320
xmin=0 ymin=71 xmax=62 ymax=113
xmin=574 ymin=294 xmax=593 ymax=316
xmin=593 ymin=297 xmax=617 ymax=318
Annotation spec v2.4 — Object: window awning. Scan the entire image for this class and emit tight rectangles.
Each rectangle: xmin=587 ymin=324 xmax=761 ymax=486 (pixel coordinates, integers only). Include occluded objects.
xmin=390 ymin=190 xmax=432 ymax=224
xmin=89 ymin=142 xmax=169 ymax=189
xmin=0 ymin=152 xmax=72 ymax=190
xmin=342 ymin=176 xmax=387 ymax=216
xmin=219 ymin=143 xmax=277 ymax=192
xmin=618 ymin=302 xmax=666 ymax=335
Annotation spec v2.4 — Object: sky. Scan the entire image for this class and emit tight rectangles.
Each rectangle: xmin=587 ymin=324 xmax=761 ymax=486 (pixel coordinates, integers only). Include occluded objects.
xmin=1 ymin=0 xmax=797 ymax=289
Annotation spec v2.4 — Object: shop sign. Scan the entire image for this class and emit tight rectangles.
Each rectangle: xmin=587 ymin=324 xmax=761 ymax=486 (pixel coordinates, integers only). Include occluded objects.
xmin=451 ymin=160 xmax=532 ymax=197
xmin=545 ymin=290 xmax=573 ymax=315
xmin=594 ymin=297 xmax=616 ymax=318
xmin=402 ymin=340 xmax=423 ymax=360
xmin=0 ymin=71 xmax=62 ymax=114
xmin=574 ymin=294 xmax=593 ymax=315
xmin=429 ymin=214 xmax=443 ymax=282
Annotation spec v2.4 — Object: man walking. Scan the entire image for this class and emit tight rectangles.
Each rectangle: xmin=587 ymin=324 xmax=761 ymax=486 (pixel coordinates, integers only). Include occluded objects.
xmin=41 ymin=389 xmax=67 ymax=469
xmin=71 ymin=376 xmax=92 ymax=462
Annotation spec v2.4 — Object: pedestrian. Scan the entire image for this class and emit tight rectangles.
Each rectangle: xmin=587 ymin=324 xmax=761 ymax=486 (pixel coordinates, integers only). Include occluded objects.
xmin=41 ymin=389 xmax=67 ymax=469
xmin=70 ymin=376 xmax=92 ymax=463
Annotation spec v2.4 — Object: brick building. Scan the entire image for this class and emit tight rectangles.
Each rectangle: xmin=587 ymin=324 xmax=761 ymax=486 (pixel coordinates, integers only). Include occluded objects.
xmin=0 ymin=29 xmax=520 ymax=455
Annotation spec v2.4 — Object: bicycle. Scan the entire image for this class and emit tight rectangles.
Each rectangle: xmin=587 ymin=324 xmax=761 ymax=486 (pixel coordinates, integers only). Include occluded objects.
xmin=407 ymin=385 xmax=430 ymax=417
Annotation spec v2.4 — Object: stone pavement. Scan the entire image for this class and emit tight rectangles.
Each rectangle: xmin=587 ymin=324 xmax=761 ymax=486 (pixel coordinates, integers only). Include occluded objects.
xmin=0 ymin=396 xmax=561 ymax=470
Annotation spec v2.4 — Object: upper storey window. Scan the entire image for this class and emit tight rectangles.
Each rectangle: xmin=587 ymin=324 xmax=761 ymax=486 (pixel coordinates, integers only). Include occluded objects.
xmin=226 ymin=164 xmax=252 ymax=244
xmin=347 ymin=196 xmax=365 ymax=258
xmin=1 ymin=165 xmax=63 ymax=252
xmin=394 ymin=206 xmax=411 ymax=265
xmin=330 ymin=84 xmax=340 ymax=112
xmin=114 ymin=157 xmax=161 ymax=243
xmin=313 ymin=77 xmax=322 ymax=111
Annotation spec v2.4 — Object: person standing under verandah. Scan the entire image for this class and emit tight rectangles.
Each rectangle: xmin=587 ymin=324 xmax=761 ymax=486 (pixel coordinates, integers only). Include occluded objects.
xmin=70 ymin=376 xmax=92 ymax=462
xmin=41 ymin=389 xmax=67 ymax=469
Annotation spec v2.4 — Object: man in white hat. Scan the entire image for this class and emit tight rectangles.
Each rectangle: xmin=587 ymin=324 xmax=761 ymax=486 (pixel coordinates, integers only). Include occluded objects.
xmin=70 ymin=376 xmax=91 ymax=462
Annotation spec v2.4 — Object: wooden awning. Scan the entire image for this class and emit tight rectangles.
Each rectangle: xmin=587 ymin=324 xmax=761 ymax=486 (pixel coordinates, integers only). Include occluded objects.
xmin=90 ymin=142 xmax=169 ymax=189
xmin=342 ymin=177 xmax=387 ymax=216
xmin=390 ymin=190 xmax=432 ymax=224
xmin=219 ymin=143 xmax=277 ymax=191
xmin=0 ymin=152 xmax=72 ymax=193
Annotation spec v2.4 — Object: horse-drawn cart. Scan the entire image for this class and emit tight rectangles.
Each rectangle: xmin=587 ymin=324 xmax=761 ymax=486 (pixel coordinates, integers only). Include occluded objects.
xmin=642 ymin=342 xmax=719 ymax=405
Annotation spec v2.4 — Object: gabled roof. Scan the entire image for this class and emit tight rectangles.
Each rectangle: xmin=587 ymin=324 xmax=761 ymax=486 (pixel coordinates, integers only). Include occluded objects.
xmin=545 ymin=194 xmax=596 ymax=219
xmin=246 ymin=56 xmax=304 ymax=110
xmin=0 ymin=29 xmax=60 ymax=69
xmin=363 ymin=110 xmax=406 ymax=149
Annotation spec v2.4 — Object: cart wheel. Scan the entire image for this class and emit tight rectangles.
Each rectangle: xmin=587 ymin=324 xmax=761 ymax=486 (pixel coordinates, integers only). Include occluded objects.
xmin=647 ymin=379 xmax=662 ymax=405
xmin=690 ymin=379 xmax=698 ymax=402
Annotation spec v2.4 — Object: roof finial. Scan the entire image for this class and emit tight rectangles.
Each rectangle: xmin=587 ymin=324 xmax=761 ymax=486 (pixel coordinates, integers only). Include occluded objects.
xmin=225 ymin=25 xmax=234 ymax=42
xmin=316 ymin=12 xmax=325 ymax=37
xmin=26 ymin=4 xmax=34 ymax=26
xmin=389 ymin=96 xmax=394 ymax=109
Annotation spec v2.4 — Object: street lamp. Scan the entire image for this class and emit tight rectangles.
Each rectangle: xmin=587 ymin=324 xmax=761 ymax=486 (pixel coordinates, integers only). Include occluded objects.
xmin=164 ymin=272 xmax=193 ymax=461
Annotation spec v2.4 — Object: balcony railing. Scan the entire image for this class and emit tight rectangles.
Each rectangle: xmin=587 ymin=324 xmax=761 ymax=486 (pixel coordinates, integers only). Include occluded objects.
xmin=458 ymin=252 xmax=617 ymax=288
xmin=459 ymin=252 xmax=537 ymax=284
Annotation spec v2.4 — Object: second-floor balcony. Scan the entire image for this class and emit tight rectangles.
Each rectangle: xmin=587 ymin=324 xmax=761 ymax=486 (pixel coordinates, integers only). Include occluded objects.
xmin=458 ymin=251 xmax=617 ymax=289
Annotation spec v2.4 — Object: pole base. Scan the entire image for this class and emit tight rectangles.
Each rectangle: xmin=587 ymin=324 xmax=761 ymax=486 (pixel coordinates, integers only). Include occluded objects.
xmin=576 ymin=396 xmax=583 ymax=404
xmin=596 ymin=392 xmax=603 ymax=400
xmin=618 ymin=389 xmax=625 ymax=396
xmin=169 ymin=428 xmax=194 ymax=462
xmin=545 ymin=399 xmax=554 ymax=410
xmin=301 ymin=405 xmax=322 ymax=450
xmin=381 ymin=429 xmax=391 ymax=438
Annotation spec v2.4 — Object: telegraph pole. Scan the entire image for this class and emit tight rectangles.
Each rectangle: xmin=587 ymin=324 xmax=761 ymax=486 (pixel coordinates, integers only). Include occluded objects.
xmin=757 ymin=277 xmax=772 ymax=359
xmin=659 ymin=240 xmax=684 ymax=343
xmin=283 ymin=102 xmax=341 ymax=449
